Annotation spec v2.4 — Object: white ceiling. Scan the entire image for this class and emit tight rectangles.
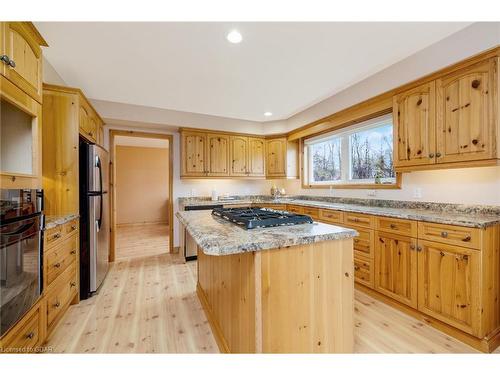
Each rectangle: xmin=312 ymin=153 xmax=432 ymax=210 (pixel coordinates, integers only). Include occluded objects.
xmin=37 ymin=22 xmax=471 ymax=122
xmin=114 ymin=136 xmax=169 ymax=148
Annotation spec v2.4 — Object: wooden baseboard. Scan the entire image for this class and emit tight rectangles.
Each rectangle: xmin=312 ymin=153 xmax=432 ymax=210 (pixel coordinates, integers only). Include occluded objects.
xmin=196 ymin=283 xmax=230 ymax=353
xmin=355 ymin=283 xmax=500 ymax=353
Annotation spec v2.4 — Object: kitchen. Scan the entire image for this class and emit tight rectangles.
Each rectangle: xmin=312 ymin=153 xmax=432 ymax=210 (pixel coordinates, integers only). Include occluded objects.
xmin=1 ymin=3 xmax=500 ymax=372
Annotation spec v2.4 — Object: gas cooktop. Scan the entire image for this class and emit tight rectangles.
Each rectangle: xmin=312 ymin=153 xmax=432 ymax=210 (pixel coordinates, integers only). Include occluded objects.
xmin=211 ymin=207 xmax=313 ymax=229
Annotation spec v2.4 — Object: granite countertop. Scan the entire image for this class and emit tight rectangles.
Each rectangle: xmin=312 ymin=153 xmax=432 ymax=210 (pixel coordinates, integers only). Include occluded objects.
xmin=44 ymin=214 xmax=79 ymax=230
xmin=176 ymin=211 xmax=357 ymax=256
xmin=178 ymin=195 xmax=500 ymax=228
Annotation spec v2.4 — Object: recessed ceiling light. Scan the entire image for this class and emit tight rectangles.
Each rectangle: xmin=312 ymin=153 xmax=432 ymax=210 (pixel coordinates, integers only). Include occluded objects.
xmin=264 ymin=112 xmax=273 ymax=117
xmin=226 ymin=30 xmax=242 ymax=44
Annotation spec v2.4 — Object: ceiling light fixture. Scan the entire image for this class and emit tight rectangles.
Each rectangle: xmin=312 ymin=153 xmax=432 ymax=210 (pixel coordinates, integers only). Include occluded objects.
xmin=264 ymin=112 xmax=273 ymax=117
xmin=226 ymin=30 xmax=242 ymax=44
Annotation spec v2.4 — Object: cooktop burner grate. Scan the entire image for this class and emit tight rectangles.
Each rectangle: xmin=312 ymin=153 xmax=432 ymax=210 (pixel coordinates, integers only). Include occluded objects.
xmin=211 ymin=207 xmax=314 ymax=229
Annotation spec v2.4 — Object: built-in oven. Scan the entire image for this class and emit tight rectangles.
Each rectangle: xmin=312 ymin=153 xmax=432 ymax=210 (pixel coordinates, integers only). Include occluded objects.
xmin=0 ymin=189 xmax=43 ymax=337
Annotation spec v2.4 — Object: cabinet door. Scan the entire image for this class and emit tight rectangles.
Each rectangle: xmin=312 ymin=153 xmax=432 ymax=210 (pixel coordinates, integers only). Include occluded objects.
xmin=97 ymin=121 xmax=104 ymax=147
xmin=230 ymin=136 xmax=248 ymax=176
xmin=88 ymin=115 xmax=97 ymax=142
xmin=79 ymin=105 xmax=90 ymax=138
xmin=374 ymin=232 xmax=418 ymax=308
xmin=393 ymin=82 xmax=436 ymax=168
xmin=266 ymin=138 xmax=286 ymax=177
xmin=2 ymin=23 xmax=43 ymax=103
xmin=436 ymin=58 xmax=496 ymax=163
xmin=207 ymin=133 xmax=229 ymax=176
xmin=247 ymin=137 xmax=265 ymax=176
xmin=181 ymin=132 xmax=207 ymax=176
xmin=417 ymin=240 xmax=481 ymax=336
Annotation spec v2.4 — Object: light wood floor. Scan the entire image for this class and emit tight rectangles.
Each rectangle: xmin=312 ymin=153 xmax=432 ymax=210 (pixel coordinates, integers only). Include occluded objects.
xmin=116 ymin=223 xmax=169 ymax=260
xmin=45 ymin=250 xmax=499 ymax=353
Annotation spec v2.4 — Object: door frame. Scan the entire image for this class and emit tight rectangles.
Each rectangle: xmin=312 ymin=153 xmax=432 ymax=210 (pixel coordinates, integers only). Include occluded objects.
xmin=108 ymin=129 xmax=174 ymax=262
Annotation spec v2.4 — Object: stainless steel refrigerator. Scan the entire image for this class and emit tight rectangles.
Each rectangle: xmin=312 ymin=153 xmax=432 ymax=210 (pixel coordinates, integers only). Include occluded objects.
xmin=79 ymin=139 xmax=109 ymax=299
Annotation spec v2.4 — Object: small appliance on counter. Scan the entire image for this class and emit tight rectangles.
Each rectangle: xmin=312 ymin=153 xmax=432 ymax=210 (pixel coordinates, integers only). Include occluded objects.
xmin=212 ymin=207 xmax=313 ymax=229
xmin=79 ymin=138 xmax=110 ymax=300
xmin=0 ymin=189 xmax=43 ymax=336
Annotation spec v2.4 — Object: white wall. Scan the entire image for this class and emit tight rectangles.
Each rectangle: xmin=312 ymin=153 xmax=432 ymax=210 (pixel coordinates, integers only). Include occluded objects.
xmin=43 ymin=56 xmax=67 ymax=85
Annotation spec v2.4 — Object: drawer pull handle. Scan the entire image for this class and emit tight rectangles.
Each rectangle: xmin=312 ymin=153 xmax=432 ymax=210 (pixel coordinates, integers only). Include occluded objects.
xmin=54 ymin=302 xmax=60 ymax=308
xmin=26 ymin=332 xmax=35 ymax=340
xmin=70 ymin=250 xmax=77 ymax=255
xmin=53 ymin=233 xmax=62 ymax=239
xmin=54 ymin=263 xmax=61 ymax=268
xmin=390 ymin=224 xmax=397 ymax=229
xmin=462 ymin=236 xmax=471 ymax=242
xmin=440 ymin=231 xmax=448 ymax=238
xmin=70 ymin=282 xmax=76 ymax=287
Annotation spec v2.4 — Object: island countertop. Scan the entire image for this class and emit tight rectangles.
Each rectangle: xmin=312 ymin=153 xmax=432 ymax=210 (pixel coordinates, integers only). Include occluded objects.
xmin=176 ymin=210 xmax=357 ymax=256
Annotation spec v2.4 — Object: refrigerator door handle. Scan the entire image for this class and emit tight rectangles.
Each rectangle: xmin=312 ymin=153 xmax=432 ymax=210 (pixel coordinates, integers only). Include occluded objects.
xmin=96 ymin=156 xmax=103 ymax=229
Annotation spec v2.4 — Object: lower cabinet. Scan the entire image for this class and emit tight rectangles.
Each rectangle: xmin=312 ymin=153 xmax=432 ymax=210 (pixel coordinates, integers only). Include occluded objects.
xmin=417 ymin=240 xmax=481 ymax=336
xmin=374 ymin=232 xmax=418 ymax=309
xmin=354 ymin=256 xmax=374 ymax=288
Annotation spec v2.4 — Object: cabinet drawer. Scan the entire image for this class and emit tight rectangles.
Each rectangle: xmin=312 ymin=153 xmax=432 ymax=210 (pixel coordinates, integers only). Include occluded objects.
xmin=286 ymin=205 xmax=303 ymax=214
xmin=45 ymin=235 xmax=78 ymax=287
xmin=302 ymin=207 xmax=319 ymax=220
xmin=46 ymin=265 xmax=78 ymax=328
xmin=344 ymin=212 xmax=375 ymax=228
xmin=354 ymin=256 xmax=374 ymax=288
xmin=319 ymin=209 xmax=344 ymax=224
xmin=376 ymin=217 xmax=417 ymax=237
xmin=64 ymin=219 xmax=79 ymax=236
xmin=352 ymin=227 xmax=374 ymax=259
xmin=44 ymin=225 xmax=64 ymax=249
xmin=417 ymin=222 xmax=480 ymax=249
xmin=0 ymin=300 xmax=44 ymax=351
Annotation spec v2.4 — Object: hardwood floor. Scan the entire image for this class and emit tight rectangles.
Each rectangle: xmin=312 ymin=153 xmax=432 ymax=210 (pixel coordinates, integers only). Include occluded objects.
xmin=45 ymin=251 xmax=498 ymax=353
xmin=116 ymin=223 xmax=169 ymax=260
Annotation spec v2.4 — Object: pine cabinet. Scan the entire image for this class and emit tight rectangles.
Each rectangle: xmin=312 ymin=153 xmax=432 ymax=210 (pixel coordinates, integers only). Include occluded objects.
xmin=417 ymin=240 xmax=481 ymax=336
xmin=265 ymin=137 xmax=299 ymax=178
xmin=393 ymin=82 xmax=436 ymax=168
xmin=230 ymin=136 xmax=248 ymax=176
xmin=78 ymin=97 xmax=101 ymax=143
xmin=374 ymin=232 xmax=418 ymax=308
xmin=181 ymin=131 xmax=208 ymax=176
xmin=207 ymin=133 xmax=230 ymax=176
xmin=0 ymin=22 xmax=47 ymax=103
xmin=436 ymin=58 xmax=497 ymax=164
xmin=248 ymin=137 xmax=265 ymax=176
xmin=394 ymin=56 xmax=499 ymax=171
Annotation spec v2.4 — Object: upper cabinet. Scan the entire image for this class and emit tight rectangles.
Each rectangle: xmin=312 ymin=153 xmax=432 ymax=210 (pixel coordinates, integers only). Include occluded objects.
xmin=393 ymin=55 xmax=499 ymax=172
xmin=0 ymin=22 xmax=48 ymax=103
xmin=436 ymin=58 xmax=496 ymax=164
xmin=180 ymin=129 xmax=298 ymax=179
xmin=393 ymin=82 xmax=436 ymax=168
xmin=78 ymin=95 xmax=102 ymax=144
xmin=265 ymin=137 xmax=299 ymax=179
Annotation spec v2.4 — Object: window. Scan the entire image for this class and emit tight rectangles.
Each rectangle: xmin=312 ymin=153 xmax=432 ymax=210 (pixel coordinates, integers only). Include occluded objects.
xmin=303 ymin=114 xmax=396 ymax=187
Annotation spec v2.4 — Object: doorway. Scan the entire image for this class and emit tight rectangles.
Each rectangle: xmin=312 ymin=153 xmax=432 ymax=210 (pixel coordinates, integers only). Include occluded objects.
xmin=109 ymin=130 xmax=173 ymax=261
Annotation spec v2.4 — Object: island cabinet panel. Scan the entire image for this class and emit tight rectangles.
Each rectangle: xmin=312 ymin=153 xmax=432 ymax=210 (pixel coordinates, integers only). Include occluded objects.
xmin=436 ymin=58 xmax=497 ymax=164
xmin=259 ymin=239 xmax=354 ymax=353
xmin=393 ymin=81 xmax=437 ymax=169
xmin=374 ymin=232 xmax=418 ymax=308
xmin=197 ymin=250 xmax=256 ymax=353
xmin=229 ymin=136 xmax=249 ymax=176
xmin=247 ymin=137 xmax=265 ymax=176
xmin=207 ymin=133 xmax=229 ymax=176
xmin=417 ymin=240 xmax=481 ymax=336
xmin=181 ymin=131 xmax=208 ymax=176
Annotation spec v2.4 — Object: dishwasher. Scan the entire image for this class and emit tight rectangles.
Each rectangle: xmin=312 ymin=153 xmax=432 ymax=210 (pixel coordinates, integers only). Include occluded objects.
xmin=183 ymin=204 xmax=223 ymax=261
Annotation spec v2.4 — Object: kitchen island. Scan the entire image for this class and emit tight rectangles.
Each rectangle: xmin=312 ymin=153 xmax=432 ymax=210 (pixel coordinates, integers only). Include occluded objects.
xmin=176 ymin=210 xmax=357 ymax=353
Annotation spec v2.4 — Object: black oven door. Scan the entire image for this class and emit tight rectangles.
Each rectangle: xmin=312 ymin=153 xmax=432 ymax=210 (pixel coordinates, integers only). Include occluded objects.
xmin=0 ymin=214 xmax=42 ymax=336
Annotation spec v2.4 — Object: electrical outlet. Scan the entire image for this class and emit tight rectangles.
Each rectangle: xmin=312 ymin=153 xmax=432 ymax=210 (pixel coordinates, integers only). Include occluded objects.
xmin=413 ymin=187 xmax=423 ymax=199
xmin=367 ymin=190 xmax=377 ymax=197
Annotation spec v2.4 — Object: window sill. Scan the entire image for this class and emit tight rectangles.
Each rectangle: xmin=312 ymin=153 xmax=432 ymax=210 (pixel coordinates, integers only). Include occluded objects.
xmin=302 ymin=174 xmax=402 ymax=189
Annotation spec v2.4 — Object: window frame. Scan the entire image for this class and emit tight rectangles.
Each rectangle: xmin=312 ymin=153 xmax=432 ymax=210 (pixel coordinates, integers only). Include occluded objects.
xmin=302 ymin=113 xmax=401 ymax=189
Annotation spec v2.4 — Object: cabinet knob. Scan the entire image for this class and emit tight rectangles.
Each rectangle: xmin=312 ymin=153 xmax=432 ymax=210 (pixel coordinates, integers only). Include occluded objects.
xmin=410 ymin=244 xmax=415 ymax=250
xmin=8 ymin=59 xmax=16 ymax=68
xmin=390 ymin=223 xmax=397 ymax=229
xmin=70 ymin=250 xmax=76 ymax=255
xmin=354 ymin=266 xmax=360 ymax=271
xmin=53 ymin=233 xmax=62 ymax=239
xmin=71 ymin=225 xmax=77 ymax=230
xmin=462 ymin=235 xmax=471 ymax=242
xmin=54 ymin=262 xmax=61 ymax=268
xmin=26 ymin=332 xmax=35 ymax=340
xmin=429 ymin=153 xmax=435 ymax=158
xmin=54 ymin=302 xmax=60 ymax=308
xmin=416 ymin=246 xmax=422 ymax=252
xmin=440 ymin=231 xmax=448 ymax=238
xmin=0 ymin=55 xmax=10 ymax=64
xmin=436 ymin=152 xmax=442 ymax=158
